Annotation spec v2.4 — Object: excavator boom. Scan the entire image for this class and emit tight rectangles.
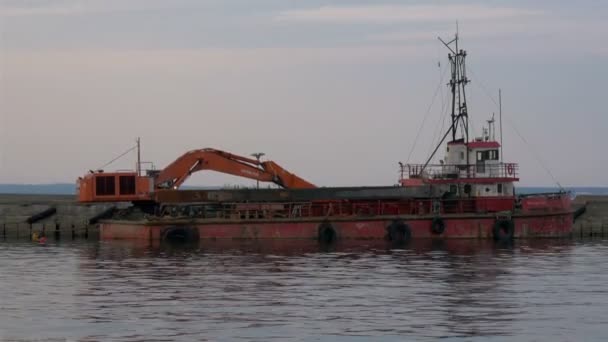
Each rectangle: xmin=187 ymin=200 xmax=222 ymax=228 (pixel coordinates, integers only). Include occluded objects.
xmin=77 ymin=148 xmax=315 ymax=203
xmin=155 ymin=148 xmax=315 ymax=190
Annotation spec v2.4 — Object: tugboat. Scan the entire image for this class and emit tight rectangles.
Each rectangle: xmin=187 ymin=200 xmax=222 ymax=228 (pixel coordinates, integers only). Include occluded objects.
xmin=396 ymin=33 xmax=572 ymax=241
xmin=78 ymin=33 xmax=573 ymax=243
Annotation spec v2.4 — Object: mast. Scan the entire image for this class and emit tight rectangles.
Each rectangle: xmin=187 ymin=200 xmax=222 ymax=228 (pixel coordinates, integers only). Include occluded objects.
xmin=439 ymin=32 xmax=470 ymax=143
xmin=419 ymin=32 xmax=471 ymax=174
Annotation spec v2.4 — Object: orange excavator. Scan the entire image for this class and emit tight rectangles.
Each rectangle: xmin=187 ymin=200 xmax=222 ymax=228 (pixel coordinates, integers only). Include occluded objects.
xmin=77 ymin=148 xmax=315 ymax=203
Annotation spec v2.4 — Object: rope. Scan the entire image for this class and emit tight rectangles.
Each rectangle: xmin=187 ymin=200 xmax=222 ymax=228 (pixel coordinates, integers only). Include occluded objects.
xmin=427 ymin=62 xmax=449 ymax=156
xmin=468 ymin=67 xmax=499 ymax=106
xmin=506 ymin=119 xmax=564 ymax=191
xmin=426 ymin=91 xmax=451 ymax=159
xmin=467 ymin=66 xmax=564 ymax=191
xmin=96 ymin=145 xmax=137 ymax=171
xmin=406 ymin=63 xmax=449 ymax=164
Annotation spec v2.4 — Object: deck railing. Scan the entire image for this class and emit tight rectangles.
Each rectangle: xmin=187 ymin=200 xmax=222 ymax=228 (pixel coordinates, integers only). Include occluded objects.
xmin=404 ymin=163 xmax=519 ymax=180
xmin=156 ymin=190 xmax=571 ymax=221
xmin=158 ymin=196 xmax=520 ymax=220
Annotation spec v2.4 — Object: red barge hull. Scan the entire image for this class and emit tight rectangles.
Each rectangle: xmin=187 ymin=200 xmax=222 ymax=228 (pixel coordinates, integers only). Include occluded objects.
xmin=100 ymin=211 xmax=573 ymax=241
xmin=100 ymin=192 xmax=574 ymax=241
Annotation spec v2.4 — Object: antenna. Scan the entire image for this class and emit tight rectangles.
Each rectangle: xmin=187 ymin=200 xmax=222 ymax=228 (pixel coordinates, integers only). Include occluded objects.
xmin=487 ymin=113 xmax=495 ymax=141
xmin=499 ymin=89 xmax=503 ymax=161
xmin=136 ymin=137 xmax=141 ymax=176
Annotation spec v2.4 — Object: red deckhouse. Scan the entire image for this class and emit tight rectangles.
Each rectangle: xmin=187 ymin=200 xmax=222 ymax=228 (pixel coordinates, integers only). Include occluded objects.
xmin=400 ymin=118 xmax=520 ymax=210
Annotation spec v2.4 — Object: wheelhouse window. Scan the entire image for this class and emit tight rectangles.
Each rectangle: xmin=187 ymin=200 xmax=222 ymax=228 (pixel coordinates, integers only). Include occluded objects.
xmin=498 ymin=183 xmax=503 ymax=193
xmin=476 ymin=149 xmax=500 ymax=161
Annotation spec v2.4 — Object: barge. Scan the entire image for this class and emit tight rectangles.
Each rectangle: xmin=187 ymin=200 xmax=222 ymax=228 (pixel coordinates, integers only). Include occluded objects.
xmin=78 ymin=33 xmax=573 ymax=243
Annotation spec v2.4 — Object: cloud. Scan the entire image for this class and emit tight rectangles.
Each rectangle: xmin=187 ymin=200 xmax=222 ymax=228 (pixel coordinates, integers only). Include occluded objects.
xmin=366 ymin=21 xmax=536 ymax=44
xmin=0 ymin=0 xmax=188 ymax=17
xmin=364 ymin=18 xmax=608 ymax=57
xmin=2 ymin=46 xmax=426 ymax=76
xmin=276 ymin=4 xmax=541 ymax=23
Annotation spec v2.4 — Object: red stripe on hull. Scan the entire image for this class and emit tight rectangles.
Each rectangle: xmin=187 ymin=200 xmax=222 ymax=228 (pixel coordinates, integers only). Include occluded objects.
xmin=100 ymin=212 xmax=573 ymax=241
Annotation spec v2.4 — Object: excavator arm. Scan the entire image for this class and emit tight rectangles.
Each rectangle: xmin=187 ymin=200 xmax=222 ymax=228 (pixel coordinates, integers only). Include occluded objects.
xmin=77 ymin=147 xmax=315 ymax=203
xmin=259 ymin=161 xmax=316 ymax=189
xmin=154 ymin=148 xmax=315 ymax=190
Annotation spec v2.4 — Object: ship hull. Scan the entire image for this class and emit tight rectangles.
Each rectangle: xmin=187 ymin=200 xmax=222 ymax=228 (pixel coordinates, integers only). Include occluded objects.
xmin=99 ymin=211 xmax=573 ymax=241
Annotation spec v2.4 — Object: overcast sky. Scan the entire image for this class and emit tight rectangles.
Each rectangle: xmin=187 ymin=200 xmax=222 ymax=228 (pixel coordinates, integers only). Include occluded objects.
xmin=0 ymin=0 xmax=606 ymax=187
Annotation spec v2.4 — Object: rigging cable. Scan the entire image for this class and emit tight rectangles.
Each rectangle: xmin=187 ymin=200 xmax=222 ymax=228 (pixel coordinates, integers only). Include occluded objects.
xmin=508 ymin=120 xmax=564 ymax=191
xmin=96 ymin=145 xmax=138 ymax=171
xmin=426 ymin=89 xmax=451 ymax=159
xmin=467 ymin=67 xmax=564 ymax=191
xmin=406 ymin=62 xmax=449 ymax=164
xmin=427 ymin=50 xmax=449 ymax=158
xmin=423 ymin=40 xmax=451 ymax=163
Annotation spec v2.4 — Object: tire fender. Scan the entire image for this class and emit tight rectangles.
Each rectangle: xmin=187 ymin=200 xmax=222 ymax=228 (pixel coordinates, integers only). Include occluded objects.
xmin=387 ymin=220 xmax=412 ymax=244
xmin=431 ymin=217 xmax=446 ymax=235
xmin=318 ymin=222 xmax=337 ymax=243
xmin=161 ymin=226 xmax=199 ymax=242
xmin=493 ymin=219 xmax=514 ymax=242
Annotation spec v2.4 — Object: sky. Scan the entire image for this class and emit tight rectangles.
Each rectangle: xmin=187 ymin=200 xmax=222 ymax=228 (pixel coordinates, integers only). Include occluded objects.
xmin=0 ymin=0 xmax=607 ymax=187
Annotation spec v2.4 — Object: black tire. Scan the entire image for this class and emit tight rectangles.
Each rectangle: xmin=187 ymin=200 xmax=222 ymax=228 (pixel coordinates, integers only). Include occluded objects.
xmin=388 ymin=221 xmax=412 ymax=245
xmin=431 ymin=217 xmax=446 ymax=235
xmin=318 ymin=222 xmax=337 ymax=244
xmin=161 ymin=226 xmax=199 ymax=243
xmin=493 ymin=219 xmax=514 ymax=242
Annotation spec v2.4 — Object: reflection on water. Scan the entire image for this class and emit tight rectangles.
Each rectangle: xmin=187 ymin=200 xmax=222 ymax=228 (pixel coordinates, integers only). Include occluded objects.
xmin=1 ymin=238 xmax=608 ymax=341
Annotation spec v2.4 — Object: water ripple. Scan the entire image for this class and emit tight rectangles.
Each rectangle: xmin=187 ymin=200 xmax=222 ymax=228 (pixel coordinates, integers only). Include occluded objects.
xmin=1 ymin=239 xmax=608 ymax=341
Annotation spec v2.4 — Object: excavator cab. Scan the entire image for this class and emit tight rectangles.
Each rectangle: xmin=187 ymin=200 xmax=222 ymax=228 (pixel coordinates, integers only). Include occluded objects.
xmin=77 ymin=171 xmax=152 ymax=203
